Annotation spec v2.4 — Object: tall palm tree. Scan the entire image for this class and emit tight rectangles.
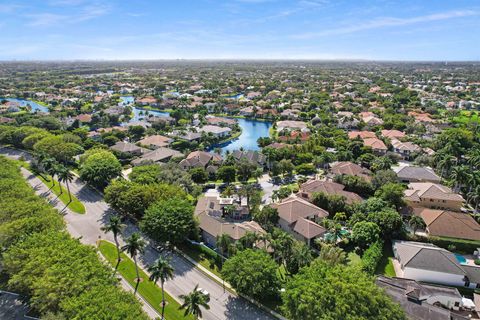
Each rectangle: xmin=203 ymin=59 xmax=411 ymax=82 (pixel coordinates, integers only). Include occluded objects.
xmin=409 ymin=215 xmax=425 ymax=234
xmin=216 ymin=233 xmax=231 ymax=259
xmin=148 ymin=257 xmax=174 ymax=320
xmin=56 ymin=164 xmax=74 ymax=203
xmin=179 ymin=284 xmax=210 ymax=320
xmin=122 ymin=232 xmax=146 ymax=294
xmin=101 ymin=216 xmax=126 ymax=272
xmin=41 ymin=157 xmax=57 ymax=190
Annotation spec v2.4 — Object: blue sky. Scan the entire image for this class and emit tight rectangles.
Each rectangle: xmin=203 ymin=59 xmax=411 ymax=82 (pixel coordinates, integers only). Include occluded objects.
xmin=0 ymin=0 xmax=479 ymax=60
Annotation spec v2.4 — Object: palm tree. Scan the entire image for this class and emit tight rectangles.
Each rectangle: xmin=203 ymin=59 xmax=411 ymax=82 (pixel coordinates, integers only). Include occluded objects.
xmin=41 ymin=157 xmax=58 ymax=190
xmin=409 ymin=215 xmax=426 ymax=234
xmin=316 ymin=243 xmax=347 ymax=265
xmin=122 ymin=232 xmax=146 ymax=294
xmin=148 ymin=257 xmax=174 ymax=320
xmin=56 ymin=165 xmax=74 ymax=203
xmin=216 ymin=233 xmax=231 ymax=259
xmin=101 ymin=216 xmax=126 ymax=272
xmin=449 ymin=165 xmax=470 ymax=193
xmin=179 ymin=284 xmax=210 ymax=320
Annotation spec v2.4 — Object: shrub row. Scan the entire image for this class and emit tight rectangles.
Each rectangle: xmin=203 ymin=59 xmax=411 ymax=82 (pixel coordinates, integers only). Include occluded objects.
xmin=361 ymin=240 xmax=384 ymax=275
xmin=0 ymin=157 xmax=148 ymax=319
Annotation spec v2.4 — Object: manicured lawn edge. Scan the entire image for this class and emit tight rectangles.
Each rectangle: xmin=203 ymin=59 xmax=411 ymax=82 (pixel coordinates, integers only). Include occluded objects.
xmin=98 ymin=240 xmax=191 ymax=320
xmin=14 ymin=159 xmax=85 ymax=214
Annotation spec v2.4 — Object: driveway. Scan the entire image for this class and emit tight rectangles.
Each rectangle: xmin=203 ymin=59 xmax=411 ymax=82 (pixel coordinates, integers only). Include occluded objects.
xmin=0 ymin=146 xmax=275 ymax=320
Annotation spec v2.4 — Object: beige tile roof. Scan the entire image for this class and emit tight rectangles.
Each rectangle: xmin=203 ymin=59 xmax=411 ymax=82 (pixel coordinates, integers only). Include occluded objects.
xmin=271 ymin=195 xmax=329 ymax=224
xmin=414 ymin=208 xmax=480 ymax=241
xmin=292 ymin=217 xmax=327 ymax=239
xmin=405 ymin=183 xmax=464 ymax=202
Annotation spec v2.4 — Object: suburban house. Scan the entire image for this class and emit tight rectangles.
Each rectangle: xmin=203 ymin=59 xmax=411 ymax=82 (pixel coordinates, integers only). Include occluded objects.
xmin=363 ymin=137 xmax=388 ymax=154
xmin=205 ymin=116 xmax=236 ymax=127
xmin=109 ymin=141 xmax=144 ymax=156
xmin=138 ymin=135 xmax=173 ymax=149
xmin=391 ymin=138 xmax=421 ymax=159
xmin=329 ymin=161 xmax=372 ymax=181
xmin=348 ymin=130 xmax=376 ymax=140
xmin=381 ymin=129 xmax=406 ymax=139
xmin=413 ymin=208 xmax=480 ymax=241
xmin=131 ymin=147 xmax=183 ymax=166
xmin=194 ymin=192 xmax=266 ymax=249
xmin=231 ymin=150 xmax=266 ymax=167
xmin=297 ymin=179 xmax=363 ymax=204
xmin=169 ymin=130 xmax=202 ymax=142
xmin=376 ymin=276 xmax=474 ymax=320
xmin=198 ymin=125 xmax=232 ymax=138
xmin=404 ymin=182 xmax=464 ymax=211
xmin=362 ymin=114 xmax=384 ymax=127
xmin=392 ymin=240 xmax=480 ymax=289
xmin=270 ymin=195 xmax=329 ymax=245
xmin=394 ymin=166 xmax=441 ymax=183
xmin=179 ymin=151 xmax=223 ymax=172
xmin=276 ymin=120 xmax=308 ymax=132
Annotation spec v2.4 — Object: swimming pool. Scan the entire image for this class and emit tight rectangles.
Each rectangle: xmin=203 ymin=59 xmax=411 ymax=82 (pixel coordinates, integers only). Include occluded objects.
xmin=455 ymin=254 xmax=467 ymax=264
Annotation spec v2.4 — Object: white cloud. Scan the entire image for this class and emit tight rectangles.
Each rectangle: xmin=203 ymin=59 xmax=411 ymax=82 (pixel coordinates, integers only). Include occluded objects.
xmin=292 ymin=9 xmax=479 ymax=39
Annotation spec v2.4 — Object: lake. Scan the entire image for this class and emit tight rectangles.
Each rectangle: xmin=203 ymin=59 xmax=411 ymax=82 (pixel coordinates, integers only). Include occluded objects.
xmin=212 ymin=118 xmax=272 ymax=153
xmin=0 ymin=97 xmax=49 ymax=113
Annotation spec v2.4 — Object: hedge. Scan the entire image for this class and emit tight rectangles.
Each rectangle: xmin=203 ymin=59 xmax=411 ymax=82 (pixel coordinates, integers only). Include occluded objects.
xmin=361 ymin=240 xmax=384 ymax=275
xmin=406 ymin=234 xmax=480 ymax=254
xmin=0 ymin=157 xmax=148 ymax=319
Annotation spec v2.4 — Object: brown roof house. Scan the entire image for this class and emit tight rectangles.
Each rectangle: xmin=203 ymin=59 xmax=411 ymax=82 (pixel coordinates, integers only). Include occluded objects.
xmin=109 ymin=141 xmax=144 ymax=156
xmin=414 ymin=208 xmax=480 ymax=241
xmin=363 ymin=137 xmax=388 ymax=154
xmin=348 ymin=130 xmax=376 ymax=140
xmin=138 ymin=135 xmax=173 ymax=149
xmin=270 ymin=195 xmax=329 ymax=245
xmin=391 ymin=139 xmax=421 ymax=159
xmin=179 ymin=151 xmax=223 ymax=173
xmin=298 ymin=179 xmax=363 ymax=204
xmin=381 ymin=129 xmax=406 ymax=139
xmin=329 ymin=161 xmax=372 ymax=181
xmin=194 ymin=193 xmax=266 ymax=249
xmin=404 ymin=183 xmax=464 ymax=211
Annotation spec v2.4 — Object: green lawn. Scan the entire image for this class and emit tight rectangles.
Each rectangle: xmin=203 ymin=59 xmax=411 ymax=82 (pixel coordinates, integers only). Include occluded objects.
xmin=98 ymin=240 xmax=192 ymax=320
xmin=14 ymin=160 xmax=85 ymax=214
xmin=375 ymin=242 xmax=396 ymax=277
xmin=37 ymin=174 xmax=85 ymax=214
xmin=178 ymin=243 xmax=223 ymax=278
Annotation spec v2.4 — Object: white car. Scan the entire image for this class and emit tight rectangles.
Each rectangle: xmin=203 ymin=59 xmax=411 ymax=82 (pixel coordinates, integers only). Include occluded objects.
xmin=198 ymin=288 xmax=210 ymax=298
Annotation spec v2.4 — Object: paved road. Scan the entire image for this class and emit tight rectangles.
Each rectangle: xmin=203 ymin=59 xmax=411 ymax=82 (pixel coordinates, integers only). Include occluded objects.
xmin=259 ymin=174 xmax=280 ymax=205
xmin=0 ymin=147 xmax=275 ymax=320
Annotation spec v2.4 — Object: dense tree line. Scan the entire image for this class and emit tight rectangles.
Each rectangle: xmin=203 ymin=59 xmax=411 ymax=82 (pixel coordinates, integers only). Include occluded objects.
xmin=0 ymin=157 xmax=148 ymax=319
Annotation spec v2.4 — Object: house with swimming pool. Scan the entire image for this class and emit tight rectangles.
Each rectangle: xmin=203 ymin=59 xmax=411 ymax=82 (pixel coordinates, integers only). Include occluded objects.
xmin=392 ymin=240 xmax=480 ymax=289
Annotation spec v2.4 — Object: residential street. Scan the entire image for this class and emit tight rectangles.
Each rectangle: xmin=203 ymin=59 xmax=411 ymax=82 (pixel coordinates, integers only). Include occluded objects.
xmin=0 ymin=147 xmax=275 ymax=320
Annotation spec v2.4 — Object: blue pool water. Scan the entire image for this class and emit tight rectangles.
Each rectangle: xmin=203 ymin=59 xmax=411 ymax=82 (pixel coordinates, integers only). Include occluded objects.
xmin=455 ymin=254 xmax=467 ymax=264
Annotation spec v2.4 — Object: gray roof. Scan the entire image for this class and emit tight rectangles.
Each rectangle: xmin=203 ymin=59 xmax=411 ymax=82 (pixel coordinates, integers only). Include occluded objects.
xmin=375 ymin=277 xmax=455 ymax=320
xmin=110 ymin=141 xmax=141 ymax=153
xmin=131 ymin=147 xmax=183 ymax=165
xmin=394 ymin=241 xmax=480 ymax=282
xmin=396 ymin=166 xmax=441 ymax=182
xmin=0 ymin=291 xmax=38 ymax=320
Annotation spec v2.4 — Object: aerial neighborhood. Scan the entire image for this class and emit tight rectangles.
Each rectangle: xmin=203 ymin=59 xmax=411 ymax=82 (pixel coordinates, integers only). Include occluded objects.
xmin=0 ymin=60 xmax=479 ymax=320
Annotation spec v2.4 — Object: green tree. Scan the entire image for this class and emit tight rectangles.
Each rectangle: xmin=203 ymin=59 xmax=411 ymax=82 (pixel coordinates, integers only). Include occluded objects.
xmin=282 ymin=260 xmax=406 ymax=320
xmin=179 ymin=284 xmax=210 ymax=320
xmin=189 ymin=167 xmax=208 ymax=184
xmin=122 ymin=232 xmax=146 ymax=294
xmin=253 ymin=206 xmax=279 ymax=230
xmin=217 ymin=165 xmax=236 ymax=183
xmin=374 ymin=182 xmax=405 ymax=209
xmin=101 ymin=216 xmax=126 ymax=272
xmin=409 ymin=215 xmax=426 ymax=234
xmin=80 ymin=150 xmax=121 ymax=189
xmin=140 ymin=197 xmax=195 ymax=245
xmin=351 ymin=221 xmax=381 ymax=249
xmin=148 ymin=257 xmax=175 ymax=320
xmin=56 ymin=164 xmax=74 ymax=203
xmin=222 ymin=249 xmax=280 ymax=299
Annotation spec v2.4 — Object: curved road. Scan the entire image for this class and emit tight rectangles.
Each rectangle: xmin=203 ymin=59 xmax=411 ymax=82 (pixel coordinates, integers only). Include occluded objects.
xmin=0 ymin=147 xmax=275 ymax=320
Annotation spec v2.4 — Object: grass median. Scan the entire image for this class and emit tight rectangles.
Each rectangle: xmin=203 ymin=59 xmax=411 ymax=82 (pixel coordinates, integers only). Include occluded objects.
xmin=15 ymin=159 xmax=85 ymax=214
xmin=98 ymin=240 xmax=192 ymax=320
